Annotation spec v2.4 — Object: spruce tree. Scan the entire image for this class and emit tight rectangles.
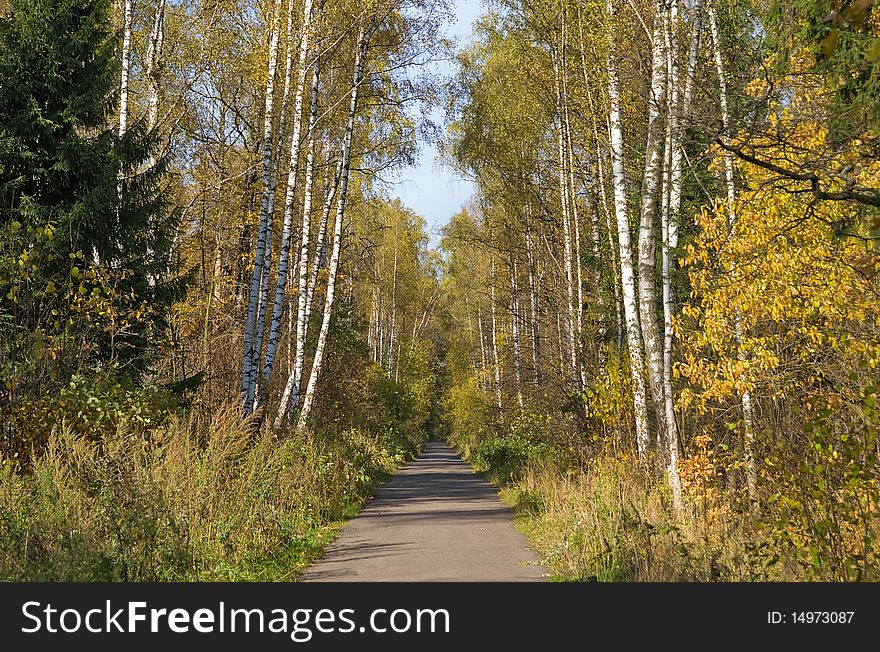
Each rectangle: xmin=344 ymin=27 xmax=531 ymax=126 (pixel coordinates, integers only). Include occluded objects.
xmin=0 ymin=0 xmax=181 ymax=373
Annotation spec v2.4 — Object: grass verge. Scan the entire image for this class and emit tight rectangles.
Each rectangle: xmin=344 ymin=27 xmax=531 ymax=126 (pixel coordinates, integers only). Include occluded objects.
xmin=0 ymin=404 xmax=420 ymax=581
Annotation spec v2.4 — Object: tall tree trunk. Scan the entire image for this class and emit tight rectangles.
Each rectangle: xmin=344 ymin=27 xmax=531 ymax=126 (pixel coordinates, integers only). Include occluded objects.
xmin=387 ymin=225 xmax=398 ymax=377
xmin=510 ymin=255 xmax=524 ymax=408
xmin=490 ymin=257 xmax=503 ymax=410
xmin=525 ymin=221 xmax=540 ymax=385
xmin=556 ymin=311 xmax=566 ymax=375
xmin=261 ymin=0 xmax=317 ymax=406
xmin=553 ymin=49 xmax=580 ymax=391
xmin=637 ymin=1 xmax=669 ymax=451
xmin=304 ymin=155 xmax=342 ymax=327
xmin=578 ymin=6 xmax=624 ymax=353
xmin=586 ymin=85 xmax=625 ymax=355
xmin=242 ymin=1 xmax=281 ymax=412
xmin=140 ymin=0 xmax=167 ymax=286
xmin=708 ymin=0 xmax=757 ymax=502
xmin=377 ymin=294 xmax=386 ymax=367
xmin=661 ymin=0 xmax=683 ymax=511
xmin=145 ymin=0 xmax=166 ymax=136
xmin=477 ymin=306 xmax=488 ymax=395
xmin=294 ymin=20 xmax=372 ymax=432
xmin=562 ymin=50 xmax=586 ymax=391
xmin=118 ymin=0 xmax=132 ymax=139
xmin=252 ymin=208 xmax=274 ymax=411
xmin=607 ymin=0 xmax=650 ymax=459
xmin=369 ymin=288 xmax=380 ymax=361
xmin=251 ymin=0 xmax=301 ymax=411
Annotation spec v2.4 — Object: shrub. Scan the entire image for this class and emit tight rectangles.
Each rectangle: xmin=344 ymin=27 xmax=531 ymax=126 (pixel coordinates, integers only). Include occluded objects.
xmin=1 ymin=372 xmax=177 ymax=463
xmin=473 ymin=436 xmax=554 ymax=486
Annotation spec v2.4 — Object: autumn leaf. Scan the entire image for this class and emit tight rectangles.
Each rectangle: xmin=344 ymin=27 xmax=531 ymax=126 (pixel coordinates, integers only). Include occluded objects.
xmin=822 ymin=28 xmax=839 ymax=59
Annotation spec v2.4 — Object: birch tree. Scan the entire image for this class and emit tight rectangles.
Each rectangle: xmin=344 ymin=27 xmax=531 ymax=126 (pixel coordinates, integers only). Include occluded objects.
xmin=241 ymin=1 xmax=281 ymax=411
xmin=637 ymin=0 xmax=669 ymax=449
xmin=293 ymin=19 xmax=374 ymax=431
xmin=261 ymin=0 xmax=318 ymax=405
xmin=118 ymin=0 xmax=132 ymax=140
xmin=607 ymin=0 xmax=650 ymax=458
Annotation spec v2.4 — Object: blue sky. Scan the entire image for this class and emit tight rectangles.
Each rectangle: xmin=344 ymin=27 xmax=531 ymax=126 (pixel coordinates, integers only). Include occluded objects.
xmin=388 ymin=0 xmax=483 ymax=244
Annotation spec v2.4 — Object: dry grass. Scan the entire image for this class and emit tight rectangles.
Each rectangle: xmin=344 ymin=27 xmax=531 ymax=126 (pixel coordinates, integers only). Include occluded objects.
xmin=0 ymin=404 xmax=417 ymax=581
xmin=489 ymin=448 xmax=880 ymax=582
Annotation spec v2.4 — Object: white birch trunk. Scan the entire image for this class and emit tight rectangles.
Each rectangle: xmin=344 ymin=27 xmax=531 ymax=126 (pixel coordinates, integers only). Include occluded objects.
xmin=607 ymin=0 xmax=650 ymax=458
xmin=478 ymin=307 xmax=489 ymax=393
xmin=119 ymin=0 xmax=132 ymax=139
xmin=387 ymin=230 xmax=398 ymax=377
xmin=242 ymin=3 xmax=281 ymax=411
xmin=585 ymin=83 xmax=625 ymax=354
xmin=490 ymin=259 xmax=503 ymax=410
xmin=145 ymin=0 xmax=166 ymax=135
xmin=140 ymin=0 xmax=167 ymax=286
xmin=576 ymin=5 xmax=615 ymax=353
xmin=561 ymin=44 xmax=586 ymax=391
xmin=525 ymin=222 xmax=540 ymax=385
xmin=661 ymin=0 xmax=683 ymax=511
xmin=556 ymin=311 xmax=566 ymax=375
xmin=295 ymin=21 xmax=371 ymax=432
xmin=510 ymin=256 xmax=524 ymax=407
xmin=304 ymin=156 xmax=342 ymax=326
xmin=637 ymin=1 xmax=669 ymax=450
xmin=261 ymin=0 xmax=316 ymax=404
xmin=251 ymin=209 xmax=274 ymax=412
xmin=285 ymin=150 xmax=341 ymax=407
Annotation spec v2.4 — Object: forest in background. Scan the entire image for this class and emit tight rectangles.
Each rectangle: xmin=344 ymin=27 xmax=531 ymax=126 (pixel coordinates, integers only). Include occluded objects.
xmin=1 ymin=0 xmax=449 ymax=580
xmin=1 ymin=0 xmax=879 ymax=581
xmin=443 ymin=0 xmax=880 ymax=581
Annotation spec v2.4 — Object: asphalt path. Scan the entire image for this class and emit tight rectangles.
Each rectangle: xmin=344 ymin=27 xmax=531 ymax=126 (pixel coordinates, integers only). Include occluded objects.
xmin=301 ymin=440 xmax=546 ymax=581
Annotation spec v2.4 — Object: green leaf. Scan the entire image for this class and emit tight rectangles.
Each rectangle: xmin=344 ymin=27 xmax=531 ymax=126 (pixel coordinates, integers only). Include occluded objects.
xmin=822 ymin=28 xmax=839 ymax=59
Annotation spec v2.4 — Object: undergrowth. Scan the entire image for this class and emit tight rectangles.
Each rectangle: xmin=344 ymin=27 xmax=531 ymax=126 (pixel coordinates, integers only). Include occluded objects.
xmin=0 ymin=404 xmax=419 ymax=581
xmin=453 ymin=411 xmax=880 ymax=582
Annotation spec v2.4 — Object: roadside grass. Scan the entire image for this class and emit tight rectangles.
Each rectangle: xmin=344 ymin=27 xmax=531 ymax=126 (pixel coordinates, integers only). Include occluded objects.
xmin=460 ymin=434 xmax=794 ymax=582
xmin=0 ymin=405 xmax=420 ymax=581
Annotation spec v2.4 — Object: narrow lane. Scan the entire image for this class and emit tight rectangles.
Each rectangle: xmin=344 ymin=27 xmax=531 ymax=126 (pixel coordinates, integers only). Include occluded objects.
xmin=301 ymin=441 xmax=546 ymax=581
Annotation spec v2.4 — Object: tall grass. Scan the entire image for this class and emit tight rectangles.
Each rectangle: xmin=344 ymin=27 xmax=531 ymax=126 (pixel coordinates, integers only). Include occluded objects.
xmin=458 ymin=428 xmax=880 ymax=582
xmin=0 ymin=405 xmax=419 ymax=581
xmin=502 ymin=457 xmax=775 ymax=581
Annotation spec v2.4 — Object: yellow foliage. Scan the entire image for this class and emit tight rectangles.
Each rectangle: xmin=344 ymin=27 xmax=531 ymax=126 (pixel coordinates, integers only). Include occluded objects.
xmin=678 ymin=113 xmax=880 ymax=413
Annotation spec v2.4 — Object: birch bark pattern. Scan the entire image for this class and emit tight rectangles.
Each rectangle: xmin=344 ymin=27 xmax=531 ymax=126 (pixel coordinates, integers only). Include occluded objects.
xmin=561 ymin=40 xmax=586 ymax=390
xmin=477 ymin=307 xmax=488 ymax=395
xmin=118 ymin=0 xmax=132 ymax=139
xmin=241 ymin=2 xmax=281 ymax=412
xmin=145 ymin=0 xmax=166 ymax=135
xmin=584 ymin=81 xmax=625 ymax=353
xmin=296 ymin=21 xmax=372 ymax=432
xmin=637 ymin=1 xmax=669 ymax=449
xmin=525 ymin=222 xmax=540 ymax=385
xmin=661 ymin=0 xmax=683 ymax=511
xmin=261 ymin=0 xmax=317 ymax=402
xmin=510 ymin=256 xmax=524 ymax=407
xmin=607 ymin=0 xmax=650 ymax=458
xmin=490 ymin=257 xmax=503 ymax=409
